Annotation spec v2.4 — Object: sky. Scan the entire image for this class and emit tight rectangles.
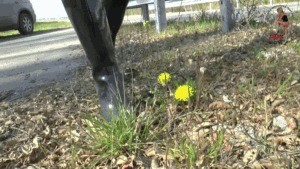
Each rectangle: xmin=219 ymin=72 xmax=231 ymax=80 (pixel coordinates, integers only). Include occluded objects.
xmin=30 ymin=0 xmax=68 ymax=19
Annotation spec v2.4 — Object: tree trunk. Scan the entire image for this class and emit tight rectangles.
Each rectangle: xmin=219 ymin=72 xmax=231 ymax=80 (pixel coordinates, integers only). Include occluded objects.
xmin=220 ymin=0 xmax=235 ymax=33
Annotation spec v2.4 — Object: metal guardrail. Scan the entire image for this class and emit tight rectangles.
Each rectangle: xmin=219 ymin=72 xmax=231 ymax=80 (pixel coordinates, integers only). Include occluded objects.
xmin=127 ymin=0 xmax=219 ymax=9
xmin=127 ymin=0 xmax=153 ymax=8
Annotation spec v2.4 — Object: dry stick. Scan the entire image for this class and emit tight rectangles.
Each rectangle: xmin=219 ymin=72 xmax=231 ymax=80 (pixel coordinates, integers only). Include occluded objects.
xmin=240 ymin=123 xmax=272 ymax=148
xmin=295 ymin=98 xmax=300 ymax=108
xmin=165 ymin=144 xmax=170 ymax=169
xmin=70 ymin=82 xmax=79 ymax=104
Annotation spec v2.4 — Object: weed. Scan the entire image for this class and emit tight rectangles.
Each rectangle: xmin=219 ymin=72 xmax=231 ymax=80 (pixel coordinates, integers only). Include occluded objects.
xmin=237 ymin=75 xmax=257 ymax=99
xmin=179 ymin=139 xmax=198 ymax=167
xmin=291 ymin=42 xmax=300 ymax=54
xmin=207 ymin=130 xmax=224 ymax=163
xmin=276 ymin=74 xmax=293 ymax=96
xmin=170 ymin=138 xmax=198 ymax=168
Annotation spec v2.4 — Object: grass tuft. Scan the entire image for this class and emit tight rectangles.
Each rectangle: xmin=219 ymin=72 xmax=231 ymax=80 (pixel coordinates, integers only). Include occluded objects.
xmin=77 ymin=106 xmax=166 ymax=167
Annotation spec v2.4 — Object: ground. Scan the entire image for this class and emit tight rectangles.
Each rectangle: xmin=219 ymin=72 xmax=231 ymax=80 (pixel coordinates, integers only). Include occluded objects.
xmin=0 ymin=18 xmax=299 ymax=168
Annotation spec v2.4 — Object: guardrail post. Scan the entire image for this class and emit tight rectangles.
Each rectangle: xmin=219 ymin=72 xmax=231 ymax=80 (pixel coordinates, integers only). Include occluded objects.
xmin=154 ymin=0 xmax=167 ymax=32
xmin=236 ymin=0 xmax=239 ymax=9
xmin=220 ymin=0 xmax=235 ymax=33
xmin=141 ymin=4 xmax=150 ymax=21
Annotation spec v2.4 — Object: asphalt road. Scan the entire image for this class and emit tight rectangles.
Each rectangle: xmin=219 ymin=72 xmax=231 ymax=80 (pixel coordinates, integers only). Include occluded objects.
xmin=0 ymin=28 xmax=87 ymax=100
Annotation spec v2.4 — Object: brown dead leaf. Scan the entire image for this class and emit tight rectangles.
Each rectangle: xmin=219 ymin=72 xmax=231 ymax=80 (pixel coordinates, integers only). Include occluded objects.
xmin=29 ymin=148 xmax=47 ymax=164
xmin=145 ymin=147 xmax=175 ymax=163
xmin=32 ymin=136 xmax=40 ymax=149
xmin=21 ymin=144 xmax=33 ymax=155
xmin=117 ymin=155 xmax=128 ymax=166
xmin=70 ymin=130 xmax=80 ymax=142
xmin=209 ymin=101 xmax=231 ymax=110
xmin=251 ymin=160 xmax=274 ymax=169
xmin=243 ymin=149 xmax=258 ymax=164
xmin=287 ymin=116 xmax=298 ymax=130
xmin=121 ymin=162 xmax=134 ymax=169
xmin=271 ymin=99 xmax=285 ymax=108
xmin=31 ymin=115 xmax=46 ymax=122
xmin=151 ymin=157 xmax=164 ymax=169
xmin=264 ymin=94 xmax=276 ymax=103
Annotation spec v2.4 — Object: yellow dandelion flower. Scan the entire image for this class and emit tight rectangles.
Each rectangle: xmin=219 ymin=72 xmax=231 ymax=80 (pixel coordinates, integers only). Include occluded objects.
xmin=174 ymin=85 xmax=195 ymax=101
xmin=158 ymin=72 xmax=171 ymax=86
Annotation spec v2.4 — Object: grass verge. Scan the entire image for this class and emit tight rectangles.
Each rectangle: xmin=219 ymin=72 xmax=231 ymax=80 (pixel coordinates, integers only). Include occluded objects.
xmin=0 ymin=21 xmax=72 ymax=37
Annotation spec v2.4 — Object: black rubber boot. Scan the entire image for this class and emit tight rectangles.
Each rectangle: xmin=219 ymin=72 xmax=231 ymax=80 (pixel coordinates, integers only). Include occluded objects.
xmin=94 ymin=66 xmax=126 ymax=121
xmin=61 ymin=0 xmax=127 ymax=121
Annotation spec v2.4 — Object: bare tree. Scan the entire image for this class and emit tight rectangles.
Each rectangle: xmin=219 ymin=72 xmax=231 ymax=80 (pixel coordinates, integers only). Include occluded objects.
xmin=237 ymin=0 xmax=261 ymax=25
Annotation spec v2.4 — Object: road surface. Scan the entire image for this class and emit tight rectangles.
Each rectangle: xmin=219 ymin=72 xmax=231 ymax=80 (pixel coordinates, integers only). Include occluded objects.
xmin=0 ymin=28 xmax=86 ymax=101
